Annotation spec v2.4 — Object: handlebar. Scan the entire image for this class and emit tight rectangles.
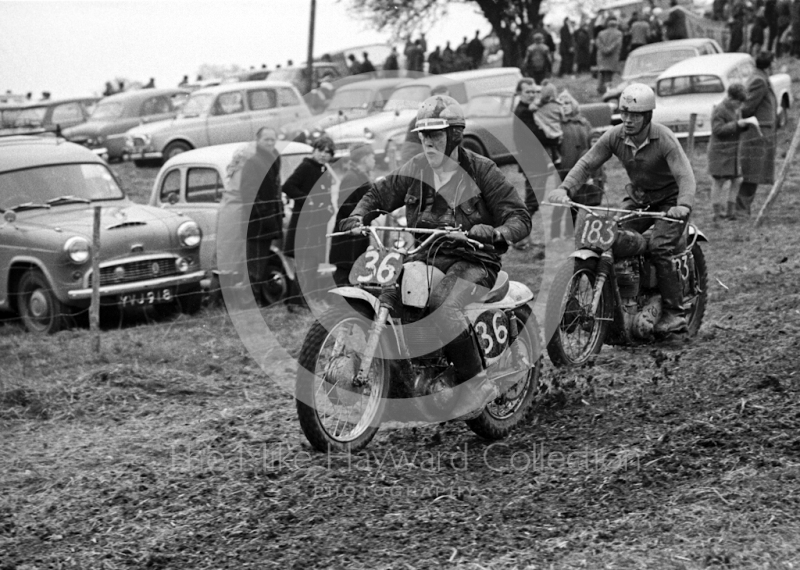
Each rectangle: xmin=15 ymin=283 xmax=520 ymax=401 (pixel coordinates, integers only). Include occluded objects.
xmin=327 ymin=225 xmax=486 ymax=252
xmin=542 ymin=201 xmax=683 ymax=224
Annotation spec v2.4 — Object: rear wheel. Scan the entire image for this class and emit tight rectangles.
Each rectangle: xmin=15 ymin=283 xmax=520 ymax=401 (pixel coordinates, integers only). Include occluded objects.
xmin=545 ymin=259 xmax=613 ymax=367
xmin=466 ymin=318 xmax=542 ymax=439
xmin=17 ymin=269 xmax=64 ymax=334
xmin=296 ymin=309 xmax=389 ymax=452
xmin=685 ymin=244 xmax=708 ymax=336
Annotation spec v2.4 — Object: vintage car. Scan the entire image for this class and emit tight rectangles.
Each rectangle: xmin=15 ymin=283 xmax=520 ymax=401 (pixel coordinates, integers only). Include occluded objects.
xmin=653 ymin=52 xmax=793 ymax=138
xmin=4 ymin=97 xmax=98 ymax=134
xmin=462 ymin=89 xmax=613 ymax=163
xmin=148 ymin=141 xmax=338 ymax=303
xmin=326 ymin=67 xmax=523 ymax=165
xmin=602 ymin=38 xmax=723 ymax=113
xmin=124 ymin=81 xmax=312 ymax=165
xmin=279 ymin=76 xmax=408 ymax=145
xmin=62 ymin=88 xmax=189 ymax=161
xmin=0 ymin=136 xmax=205 ymax=333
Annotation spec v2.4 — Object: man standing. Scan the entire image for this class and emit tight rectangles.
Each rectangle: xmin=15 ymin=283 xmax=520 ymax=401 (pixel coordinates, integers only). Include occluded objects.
xmin=383 ymin=47 xmax=400 ymax=72
xmin=467 ymin=30 xmax=485 ymax=69
xmin=664 ymin=0 xmax=688 ymax=40
xmin=241 ymin=127 xmax=284 ymax=305
xmin=524 ymin=33 xmax=552 ymax=85
xmin=629 ymin=12 xmax=651 ymax=53
xmin=559 ymin=18 xmax=575 ymax=76
xmin=735 ymin=52 xmax=778 ymax=217
xmin=329 ymin=144 xmax=375 ymax=287
xmin=595 ymin=17 xmax=623 ymax=95
xmin=574 ymin=22 xmax=592 ymax=73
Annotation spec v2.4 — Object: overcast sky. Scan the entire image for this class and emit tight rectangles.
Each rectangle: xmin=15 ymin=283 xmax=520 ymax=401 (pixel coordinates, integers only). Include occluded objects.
xmin=0 ymin=0 xmax=494 ymax=99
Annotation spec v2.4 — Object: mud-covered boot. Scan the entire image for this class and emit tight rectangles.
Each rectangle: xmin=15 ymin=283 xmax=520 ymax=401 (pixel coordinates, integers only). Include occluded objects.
xmin=443 ymin=332 xmax=495 ymax=420
xmin=654 ymin=263 xmax=687 ymax=335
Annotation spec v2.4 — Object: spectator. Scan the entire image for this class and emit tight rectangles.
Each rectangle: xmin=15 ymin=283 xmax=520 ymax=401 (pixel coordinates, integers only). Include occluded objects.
xmin=629 ymin=12 xmax=651 ymax=52
xmin=117 ymin=80 xmax=125 ymax=92
xmin=456 ymin=36 xmax=470 ymax=58
xmin=532 ymin=82 xmax=563 ymax=168
xmin=750 ymin=16 xmax=767 ymax=56
xmin=103 ymin=82 xmax=115 ymax=96
xmin=735 ymin=51 xmax=778 ymax=217
xmin=419 ymin=32 xmax=428 ymax=55
xmin=707 ymin=83 xmax=749 ymax=222
xmin=534 ymin=23 xmax=556 ymax=53
xmin=361 ymin=52 xmax=376 ymax=75
xmin=467 ymin=30 xmax=485 ymax=69
xmin=524 ymin=32 xmax=552 ymax=85
xmin=179 ymin=75 xmax=189 ymax=87
xmin=329 ymin=144 xmax=375 ymax=287
xmin=282 ymin=136 xmax=336 ymax=305
xmin=144 ymin=78 xmax=155 ymax=89
xmin=241 ymin=127 xmax=284 ymax=305
xmin=776 ymin=0 xmax=792 ymax=56
xmin=408 ymin=40 xmax=425 ymax=72
xmin=664 ymin=0 xmax=688 ymax=40
xmin=41 ymin=91 xmax=51 ymax=101
xmin=765 ymin=0 xmax=779 ymax=51
xmin=648 ymin=8 xmax=664 ymax=43
xmin=559 ymin=18 xmax=575 ymax=76
xmin=347 ymin=54 xmax=362 ymax=75
xmin=287 ymin=59 xmax=294 ymax=67
xmin=551 ymin=90 xmax=597 ymax=240
xmin=729 ymin=11 xmax=745 ymax=52
xmin=305 ymin=80 xmax=329 ymax=113
xmin=595 ymin=17 xmax=623 ymax=95
xmin=383 ymin=46 xmax=400 ymax=72
xmin=574 ymin=22 xmax=592 ymax=73
xmin=442 ymin=41 xmax=455 ymax=70
xmin=428 ymin=46 xmax=443 ymax=74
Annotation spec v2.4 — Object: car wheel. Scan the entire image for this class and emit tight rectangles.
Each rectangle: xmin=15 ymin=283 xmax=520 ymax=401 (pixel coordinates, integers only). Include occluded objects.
xmin=177 ymin=285 xmax=204 ymax=315
xmin=462 ymin=136 xmax=487 ymax=157
xmin=163 ymin=141 xmax=191 ymax=161
xmin=17 ymin=269 xmax=64 ymax=334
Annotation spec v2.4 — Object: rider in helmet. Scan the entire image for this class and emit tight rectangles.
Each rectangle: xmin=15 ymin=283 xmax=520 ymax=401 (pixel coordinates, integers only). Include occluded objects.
xmin=549 ymin=83 xmax=696 ymax=334
xmin=340 ymin=94 xmax=532 ymax=412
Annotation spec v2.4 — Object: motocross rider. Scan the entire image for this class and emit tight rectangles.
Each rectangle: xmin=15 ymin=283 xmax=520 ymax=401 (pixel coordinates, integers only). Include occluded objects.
xmin=340 ymin=94 xmax=532 ymax=412
xmin=549 ymin=83 xmax=696 ymax=334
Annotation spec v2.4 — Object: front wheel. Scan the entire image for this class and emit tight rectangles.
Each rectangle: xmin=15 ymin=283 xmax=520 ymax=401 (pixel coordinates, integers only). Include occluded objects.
xmin=466 ymin=317 xmax=542 ymax=439
xmin=685 ymin=244 xmax=708 ymax=336
xmin=17 ymin=269 xmax=64 ymax=334
xmin=162 ymin=141 xmax=191 ymax=162
xmin=545 ymin=259 xmax=613 ymax=367
xmin=296 ymin=308 xmax=389 ymax=452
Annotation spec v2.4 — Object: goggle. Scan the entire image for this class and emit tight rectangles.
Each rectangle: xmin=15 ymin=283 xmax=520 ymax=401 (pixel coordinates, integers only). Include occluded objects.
xmin=411 ymin=117 xmax=450 ymax=132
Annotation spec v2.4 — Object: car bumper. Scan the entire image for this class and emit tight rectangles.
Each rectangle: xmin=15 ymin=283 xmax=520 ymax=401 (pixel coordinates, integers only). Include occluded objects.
xmin=67 ymin=270 xmax=205 ymax=300
xmin=128 ymin=150 xmax=164 ymax=161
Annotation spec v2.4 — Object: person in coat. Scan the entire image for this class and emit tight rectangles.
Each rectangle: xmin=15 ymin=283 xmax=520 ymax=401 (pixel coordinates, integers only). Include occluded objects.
xmin=329 ymin=144 xmax=375 ymax=287
xmin=707 ymin=83 xmax=749 ymax=222
xmin=241 ymin=127 xmax=284 ymax=305
xmin=559 ymin=18 xmax=575 ymax=76
xmin=524 ymin=32 xmax=552 ymax=85
xmin=735 ymin=51 xmax=778 ymax=216
xmin=282 ymin=136 xmax=336 ymax=304
xmin=595 ymin=17 xmax=623 ymax=95
xmin=664 ymin=0 xmax=688 ymax=40
xmin=574 ymin=23 xmax=592 ymax=73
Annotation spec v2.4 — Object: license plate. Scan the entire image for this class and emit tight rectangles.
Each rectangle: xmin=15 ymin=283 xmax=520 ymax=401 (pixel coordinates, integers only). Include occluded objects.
xmin=350 ymin=250 xmax=403 ymax=286
xmin=577 ymin=214 xmax=617 ymax=251
xmin=119 ymin=288 xmax=174 ymax=307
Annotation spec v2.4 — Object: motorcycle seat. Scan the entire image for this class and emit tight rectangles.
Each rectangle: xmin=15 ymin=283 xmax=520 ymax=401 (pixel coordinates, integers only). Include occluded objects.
xmin=481 ymin=271 xmax=509 ymax=303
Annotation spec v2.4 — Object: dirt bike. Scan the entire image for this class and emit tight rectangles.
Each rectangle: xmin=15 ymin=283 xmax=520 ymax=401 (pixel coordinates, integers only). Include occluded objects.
xmin=544 ymin=201 xmax=708 ymax=367
xmin=295 ymin=218 xmax=543 ymax=452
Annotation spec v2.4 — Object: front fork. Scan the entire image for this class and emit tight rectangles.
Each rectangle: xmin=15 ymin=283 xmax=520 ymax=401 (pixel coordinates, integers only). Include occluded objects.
xmin=591 ymin=251 xmax=614 ymax=315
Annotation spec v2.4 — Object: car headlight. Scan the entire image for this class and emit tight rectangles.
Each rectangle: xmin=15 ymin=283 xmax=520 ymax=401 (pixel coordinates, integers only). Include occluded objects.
xmin=364 ymin=127 xmax=374 ymax=140
xmin=64 ymin=236 xmax=90 ymax=264
xmin=277 ymin=129 xmax=287 ymax=140
xmin=96 ymin=134 xmax=106 ymax=144
xmin=177 ymin=220 xmax=202 ymax=248
xmin=606 ymin=99 xmax=619 ymax=111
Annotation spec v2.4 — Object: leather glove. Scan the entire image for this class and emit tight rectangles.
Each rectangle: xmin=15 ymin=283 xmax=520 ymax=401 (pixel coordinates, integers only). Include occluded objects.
xmin=548 ymin=187 xmax=570 ymax=204
xmin=468 ymin=224 xmax=495 ymax=243
xmin=666 ymin=205 xmax=691 ymax=220
xmin=338 ymin=216 xmax=363 ymax=232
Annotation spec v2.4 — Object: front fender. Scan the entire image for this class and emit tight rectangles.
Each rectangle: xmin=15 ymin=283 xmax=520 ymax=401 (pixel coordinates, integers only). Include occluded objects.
xmin=328 ymin=286 xmax=405 ymax=359
xmin=688 ymin=225 xmax=708 ymax=243
xmin=569 ymin=249 xmax=600 ymax=261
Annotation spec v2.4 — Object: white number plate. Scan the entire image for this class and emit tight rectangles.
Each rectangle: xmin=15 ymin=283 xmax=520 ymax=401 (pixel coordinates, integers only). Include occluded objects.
xmin=119 ymin=288 xmax=174 ymax=307
xmin=350 ymin=250 xmax=403 ymax=286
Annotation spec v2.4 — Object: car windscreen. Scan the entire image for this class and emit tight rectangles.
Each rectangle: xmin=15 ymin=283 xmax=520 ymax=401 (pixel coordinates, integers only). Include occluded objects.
xmin=328 ymin=89 xmax=373 ymax=110
xmin=623 ymin=49 xmax=697 ymax=79
xmin=91 ymin=101 xmax=125 ymax=120
xmin=0 ymin=163 xmax=124 ymax=210
xmin=656 ymin=75 xmax=725 ymax=97
xmin=268 ymin=69 xmax=299 ymax=83
xmin=180 ymin=93 xmax=215 ymax=117
xmin=384 ymin=86 xmax=431 ymax=112
xmin=465 ymin=94 xmax=512 ymax=117
xmin=13 ymin=107 xmax=47 ymax=127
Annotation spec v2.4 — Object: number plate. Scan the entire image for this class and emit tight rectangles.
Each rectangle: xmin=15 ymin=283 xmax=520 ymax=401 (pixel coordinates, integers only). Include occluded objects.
xmin=349 ymin=250 xmax=403 ymax=286
xmin=119 ymin=288 xmax=174 ymax=307
xmin=578 ymin=214 xmax=617 ymax=251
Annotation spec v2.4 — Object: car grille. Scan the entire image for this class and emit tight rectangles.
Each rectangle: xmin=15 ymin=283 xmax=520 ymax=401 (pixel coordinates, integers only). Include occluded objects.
xmin=88 ymin=257 xmax=179 ymax=287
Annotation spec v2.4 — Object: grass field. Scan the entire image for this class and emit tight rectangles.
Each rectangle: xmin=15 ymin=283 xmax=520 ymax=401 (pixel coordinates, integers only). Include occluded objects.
xmin=2 ymin=61 xmax=800 ymax=569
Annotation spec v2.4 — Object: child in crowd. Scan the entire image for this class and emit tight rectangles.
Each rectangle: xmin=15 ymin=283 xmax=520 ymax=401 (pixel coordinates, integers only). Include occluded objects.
xmin=532 ymin=82 xmax=563 ymax=168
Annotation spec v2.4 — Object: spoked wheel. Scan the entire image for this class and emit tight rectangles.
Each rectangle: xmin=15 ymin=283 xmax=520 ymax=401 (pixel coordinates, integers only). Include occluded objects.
xmin=296 ymin=308 xmax=389 ymax=452
xmin=685 ymin=244 xmax=708 ymax=336
xmin=545 ymin=259 xmax=613 ymax=367
xmin=466 ymin=318 xmax=542 ymax=440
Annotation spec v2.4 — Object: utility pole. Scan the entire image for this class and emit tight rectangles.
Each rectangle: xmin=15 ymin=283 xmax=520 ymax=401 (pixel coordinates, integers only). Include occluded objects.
xmin=306 ymin=0 xmax=316 ymax=95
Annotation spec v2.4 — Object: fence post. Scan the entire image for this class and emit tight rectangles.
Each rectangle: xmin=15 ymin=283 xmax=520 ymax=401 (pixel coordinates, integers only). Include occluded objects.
xmin=91 ymin=206 xmax=101 ymax=353
xmin=687 ymin=113 xmax=697 ymax=165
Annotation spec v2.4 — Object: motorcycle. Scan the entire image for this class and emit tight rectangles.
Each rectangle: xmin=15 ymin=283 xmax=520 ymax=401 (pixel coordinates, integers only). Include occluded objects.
xmin=544 ymin=201 xmax=708 ymax=367
xmin=295 ymin=218 xmax=543 ymax=452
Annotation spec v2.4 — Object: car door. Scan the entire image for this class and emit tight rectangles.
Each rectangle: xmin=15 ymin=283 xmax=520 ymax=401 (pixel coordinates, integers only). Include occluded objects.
xmin=276 ymin=86 xmax=312 ymax=125
xmin=206 ymin=90 xmax=252 ymax=146
xmin=246 ymin=87 xmax=280 ymax=135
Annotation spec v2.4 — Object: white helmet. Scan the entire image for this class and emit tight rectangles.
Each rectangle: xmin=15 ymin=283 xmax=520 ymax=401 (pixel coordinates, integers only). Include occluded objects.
xmin=619 ymin=83 xmax=656 ymax=112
